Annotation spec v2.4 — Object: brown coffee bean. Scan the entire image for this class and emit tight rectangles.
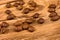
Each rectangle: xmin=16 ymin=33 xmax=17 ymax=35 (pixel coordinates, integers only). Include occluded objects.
xmin=14 ymin=26 xmax=23 ymax=32
xmin=25 ymin=18 xmax=35 ymax=24
xmin=49 ymin=12 xmax=57 ymax=17
xmin=28 ymin=26 xmax=35 ymax=32
xmin=48 ymin=4 xmax=56 ymax=9
xmin=28 ymin=1 xmax=37 ymax=7
xmin=1 ymin=22 xmax=9 ymax=28
xmin=37 ymin=18 xmax=45 ymax=24
xmin=5 ymin=10 xmax=11 ymax=14
xmin=48 ymin=8 xmax=55 ymax=12
xmin=23 ymin=8 xmax=31 ymax=14
xmin=6 ymin=3 xmax=12 ymax=8
xmin=16 ymin=5 xmax=23 ymax=10
xmin=7 ymin=14 xmax=16 ymax=20
xmin=22 ymin=22 xmax=29 ymax=30
xmin=50 ymin=16 xmax=60 ymax=21
xmin=32 ymin=13 xmax=40 ymax=18
xmin=14 ymin=20 xmax=23 ymax=26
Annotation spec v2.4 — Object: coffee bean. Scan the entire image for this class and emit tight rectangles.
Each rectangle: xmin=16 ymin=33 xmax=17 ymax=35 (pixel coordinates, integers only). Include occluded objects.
xmin=48 ymin=8 xmax=55 ymax=13
xmin=48 ymin=4 xmax=56 ymax=9
xmin=22 ymin=22 xmax=29 ymax=30
xmin=25 ymin=18 xmax=35 ymax=24
xmin=5 ymin=10 xmax=11 ymax=14
xmin=23 ymin=8 xmax=31 ymax=14
xmin=28 ymin=26 xmax=35 ymax=32
xmin=32 ymin=13 xmax=40 ymax=18
xmin=49 ymin=12 xmax=57 ymax=17
xmin=28 ymin=1 xmax=37 ymax=7
xmin=14 ymin=20 xmax=23 ymax=26
xmin=7 ymin=14 xmax=16 ymax=20
xmin=37 ymin=18 xmax=45 ymax=24
xmin=14 ymin=26 xmax=23 ymax=32
xmin=50 ymin=16 xmax=60 ymax=21
xmin=16 ymin=5 xmax=23 ymax=10
xmin=0 ymin=22 xmax=9 ymax=28
xmin=6 ymin=3 xmax=11 ymax=8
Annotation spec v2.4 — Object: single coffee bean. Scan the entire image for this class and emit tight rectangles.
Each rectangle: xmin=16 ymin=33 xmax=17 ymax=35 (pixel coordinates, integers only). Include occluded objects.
xmin=28 ymin=26 xmax=35 ymax=32
xmin=48 ymin=4 xmax=56 ymax=9
xmin=28 ymin=1 xmax=37 ymax=7
xmin=50 ymin=16 xmax=60 ymax=21
xmin=22 ymin=22 xmax=29 ymax=30
xmin=7 ymin=14 xmax=16 ymax=20
xmin=48 ymin=8 xmax=55 ymax=13
xmin=32 ymin=13 xmax=40 ymax=18
xmin=5 ymin=10 xmax=11 ymax=14
xmin=1 ymin=22 xmax=9 ymax=28
xmin=23 ymin=8 xmax=31 ymax=14
xmin=16 ymin=5 xmax=23 ymax=10
xmin=49 ymin=12 xmax=57 ymax=17
xmin=37 ymin=18 xmax=45 ymax=24
xmin=14 ymin=20 xmax=23 ymax=26
xmin=6 ymin=3 xmax=12 ymax=8
xmin=14 ymin=26 xmax=23 ymax=32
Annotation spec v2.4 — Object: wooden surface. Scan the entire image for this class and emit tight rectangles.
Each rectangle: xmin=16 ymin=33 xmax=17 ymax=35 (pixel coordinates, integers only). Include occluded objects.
xmin=0 ymin=0 xmax=60 ymax=40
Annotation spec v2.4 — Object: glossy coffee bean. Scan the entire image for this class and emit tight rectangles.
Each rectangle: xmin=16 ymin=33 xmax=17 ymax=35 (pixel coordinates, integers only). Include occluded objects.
xmin=6 ymin=3 xmax=12 ymax=8
xmin=37 ymin=18 xmax=45 ymax=24
xmin=28 ymin=26 xmax=35 ymax=32
xmin=23 ymin=8 xmax=31 ymax=14
xmin=48 ymin=4 xmax=56 ymax=9
xmin=0 ymin=22 xmax=9 ymax=28
xmin=50 ymin=16 xmax=60 ymax=21
xmin=22 ymin=22 xmax=29 ymax=30
xmin=32 ymin=13 xmax=40 ymax=18
xmin=5 ymin=10 xmax=11 ymax=14
xmin=7 ymin=14 xmax=16 ymax=20
xmin=14 ymin=26 xmax=23 ymax=32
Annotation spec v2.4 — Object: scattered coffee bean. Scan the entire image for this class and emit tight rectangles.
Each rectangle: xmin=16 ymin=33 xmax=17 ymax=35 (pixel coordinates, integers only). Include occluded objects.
xmin=16 ymin=5 xmax=23 ymax=10
xmin=23 ymin=8 xmax=31 ymax=14
xmin=22 ymin=22 xmax=29 ymax=30
xmin=7 ymin=14 xmax=16 ymax=20
xmin=5 ymin=10 xmax=11 ymax=14
xmin=49 ymin=12 xmax=57 ymax=17
xmin=14 ymin=20 xmax=22 ymax=26
xmin=6 ymin=3 xmax=12 ymax=8
xmin=28 ymin=26 xmax=35 ymax=32
xmin=37 ymin=18 xmax=45 ymax=24
xmin=48 ymin=4 xmax=56 ymax=9
xmin=14 ymin=26 xmax=23 ymax=32
xmin=48 ymin=8 xmax=55 ymax=12
xmin=50 ymin=16 xmax=60 ymax=21
xmin=0 ymin=22 xmax=9 ymax=28
xmin=32 ymin=13 xmax=40 ymax=18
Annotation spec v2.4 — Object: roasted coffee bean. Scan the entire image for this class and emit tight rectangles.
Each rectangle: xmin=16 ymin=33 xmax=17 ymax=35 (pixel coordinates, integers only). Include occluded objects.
xmin=5 ymin=10 xmax=11 ymax=14
xmin=6 ymin=3 xmax=12 ymax=8
xmin=48 ymin=4 xmax=56 ymax=9
xmin=1 ymin=22 xmax=9 ymax=28
xmin=49 ymin=12 xmax=57 ymax=17
xmin=50 ymin=16 xmax=60 ymax=21
xmin=28 ymin=26 xmax=35 ymax=32
xmin=28 ymin=1 xmax=37 ymax=7
xmin=37 ymin=18 xmax=45 ymax=24
xmin=32 ymin=13 xmax=40 ymax=18
xmin=25 ymin=18 xmax=35 ymax=24
xmin=48 ymin=8 xmax=55 ymax=12
xmin=22 ymin=22 xmax=29 ymax=30
xmin=23 ymin=8 xmax=31 ymax=14
xmin=16 ymin=5 xmax=23 ymax=10
xmin=14 ymin=20 xmax=22 ymax=26
xmin=7 ymin=14 xmax=16 ymax=20
xmin=14 ymin=26 xmax=23 ymax=32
